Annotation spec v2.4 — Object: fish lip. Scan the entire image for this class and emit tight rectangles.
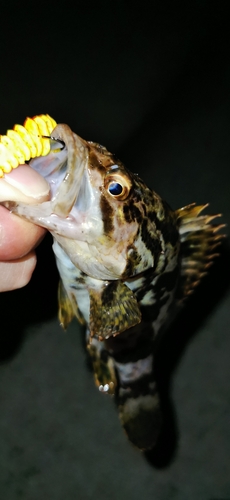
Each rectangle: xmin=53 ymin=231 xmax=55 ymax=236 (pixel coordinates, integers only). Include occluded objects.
xmin=49 ymin=124 xmax=89 ymax=217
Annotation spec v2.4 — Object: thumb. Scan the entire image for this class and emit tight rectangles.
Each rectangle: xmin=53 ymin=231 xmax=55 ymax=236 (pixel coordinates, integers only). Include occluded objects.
xmin=0 ymin=165 xmax=50 ymax=261
xmin=0 ymin=164 xmax=50 ymax=203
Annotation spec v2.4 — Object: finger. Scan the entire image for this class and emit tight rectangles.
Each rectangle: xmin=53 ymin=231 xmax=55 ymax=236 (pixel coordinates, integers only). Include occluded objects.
xmin=0 ymin=205 xmax=46 ymax=260
xmin=0 ymin=252 xmax=37 ymax=292
xmin=0 ymin=165 xmax=50 ymax=260
xmin=0 ymin=164 xmax=50 ymax=203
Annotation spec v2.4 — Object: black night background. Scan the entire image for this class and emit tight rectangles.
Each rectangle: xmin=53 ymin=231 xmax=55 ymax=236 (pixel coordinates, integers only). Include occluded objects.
xmin=0 ymin=2 xmax=230 ymax=499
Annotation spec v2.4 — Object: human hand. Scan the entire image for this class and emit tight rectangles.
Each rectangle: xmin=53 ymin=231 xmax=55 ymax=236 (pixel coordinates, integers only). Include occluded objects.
xmin=0 ymin=165 xmax=50 ymax=291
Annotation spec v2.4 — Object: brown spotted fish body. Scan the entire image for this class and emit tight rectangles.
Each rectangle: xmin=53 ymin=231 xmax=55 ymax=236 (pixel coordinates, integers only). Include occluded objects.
xmin=1 ymin=118 xmax=223 ymax=450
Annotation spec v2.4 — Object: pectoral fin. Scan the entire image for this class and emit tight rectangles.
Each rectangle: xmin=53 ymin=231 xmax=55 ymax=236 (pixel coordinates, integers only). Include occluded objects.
xmin=58 ymin=279 xmax=85 ymax=330
xmin=89 ymin=281 xmax=141 ymax=341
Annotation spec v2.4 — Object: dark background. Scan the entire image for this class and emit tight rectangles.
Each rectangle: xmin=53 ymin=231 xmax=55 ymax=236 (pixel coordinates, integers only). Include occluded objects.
xmin=0 ymin=2 xmax=230 ymax=499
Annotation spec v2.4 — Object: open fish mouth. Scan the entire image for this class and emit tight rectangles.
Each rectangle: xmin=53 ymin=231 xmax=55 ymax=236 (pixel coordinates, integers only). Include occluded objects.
xmin=1 ymin=121 xmax=97 ymax=242
xmin=42 ymin=124 xmax=89 ymax=217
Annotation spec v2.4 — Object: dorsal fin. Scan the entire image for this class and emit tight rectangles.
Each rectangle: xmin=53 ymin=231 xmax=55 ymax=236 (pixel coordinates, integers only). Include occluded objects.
xmin=175 ymin=203 xmax=225 ymax=301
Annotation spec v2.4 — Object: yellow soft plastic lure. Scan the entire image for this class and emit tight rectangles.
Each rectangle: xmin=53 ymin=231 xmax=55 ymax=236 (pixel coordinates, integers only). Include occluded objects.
xmin=0 ymin=114 xmax=57 ymax=177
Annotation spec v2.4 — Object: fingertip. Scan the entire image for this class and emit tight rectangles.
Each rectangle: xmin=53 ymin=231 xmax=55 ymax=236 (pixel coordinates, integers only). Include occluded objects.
xmin=0 ymin=164 xmax=50 ymax=203
xmin=0 ymin=205 xmax=46 ymax=260
xmin=0 ymin=252 xmax=37 ymax=292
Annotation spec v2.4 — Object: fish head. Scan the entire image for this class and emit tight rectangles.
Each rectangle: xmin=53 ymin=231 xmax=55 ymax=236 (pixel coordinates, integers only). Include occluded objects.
xmin=5 ymin=123 xmax=178 ymax=280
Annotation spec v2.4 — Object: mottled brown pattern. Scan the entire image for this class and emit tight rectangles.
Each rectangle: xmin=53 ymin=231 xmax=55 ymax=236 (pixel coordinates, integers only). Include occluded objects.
xmin=100 ymin=194 xmax=114 ymax=234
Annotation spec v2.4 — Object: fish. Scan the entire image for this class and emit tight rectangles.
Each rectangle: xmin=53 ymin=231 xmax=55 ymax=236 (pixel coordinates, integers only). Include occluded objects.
xmin=0 ymin=115 xmax=224 ymax=450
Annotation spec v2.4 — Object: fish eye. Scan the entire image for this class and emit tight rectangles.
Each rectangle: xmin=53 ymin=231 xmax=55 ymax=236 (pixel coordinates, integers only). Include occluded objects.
xmin=105 ymin=170 xmax=131 ymax=200
xmin=108 ymin=182 xmax=123 ymax=196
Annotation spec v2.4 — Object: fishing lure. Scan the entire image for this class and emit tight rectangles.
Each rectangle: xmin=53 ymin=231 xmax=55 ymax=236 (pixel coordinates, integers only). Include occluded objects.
xmin=0 ymin=114 xmax=57 ymax=177
xmin=0 ymin=115 xmax=224 ymax=450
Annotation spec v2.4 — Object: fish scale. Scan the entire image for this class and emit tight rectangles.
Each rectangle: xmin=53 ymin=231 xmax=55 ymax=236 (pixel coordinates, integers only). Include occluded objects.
xmin=0 ymin=115 xmax=224 ymax=450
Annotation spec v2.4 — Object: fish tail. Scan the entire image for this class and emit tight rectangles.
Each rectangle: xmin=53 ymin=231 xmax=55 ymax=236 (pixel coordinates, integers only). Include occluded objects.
xmin=114 ymin=355 xmax=162 ymax=450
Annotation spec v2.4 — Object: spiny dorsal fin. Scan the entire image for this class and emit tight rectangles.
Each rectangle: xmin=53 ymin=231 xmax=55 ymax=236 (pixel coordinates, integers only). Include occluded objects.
xmin=89 ymin=281 xmax=141 ymax=341
xmin=58 ymin=279 xmax=85 ymax=330
xmin=175 ymin=203 xmax=225 ymax=300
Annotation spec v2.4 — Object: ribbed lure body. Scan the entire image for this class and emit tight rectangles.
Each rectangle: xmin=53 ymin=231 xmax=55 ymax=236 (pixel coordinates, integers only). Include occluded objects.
xmin=0 ymin=114 xmax=56 ymax=176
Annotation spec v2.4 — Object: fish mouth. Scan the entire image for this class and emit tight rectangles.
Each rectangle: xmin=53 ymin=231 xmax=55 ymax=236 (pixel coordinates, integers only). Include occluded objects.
xmin=47 ymin=124 xmax=89 ymax=217
xmin=0 ymin=124 xmax=93 ymax=241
